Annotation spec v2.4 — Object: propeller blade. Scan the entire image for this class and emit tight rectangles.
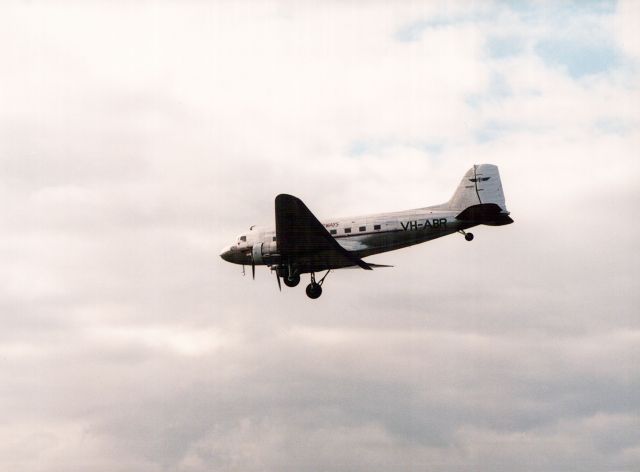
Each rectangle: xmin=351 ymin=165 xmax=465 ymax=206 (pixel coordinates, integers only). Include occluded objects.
xmin=276 ymin=272 xmax=282 ymax=291
xmin=247 ymin=247 xmax=255 ymax=280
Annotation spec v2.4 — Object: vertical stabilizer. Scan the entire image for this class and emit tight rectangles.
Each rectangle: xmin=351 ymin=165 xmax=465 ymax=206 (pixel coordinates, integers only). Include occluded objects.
xmin=447 ymin=164 xmax=508 ymax=212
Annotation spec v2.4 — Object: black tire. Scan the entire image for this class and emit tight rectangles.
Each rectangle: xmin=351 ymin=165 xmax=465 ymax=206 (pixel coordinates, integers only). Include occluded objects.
xmin=465 ymin=232 xmax=474 ymax=241
xmin=283 ymin=274 xmax=300 ymax=287
xmin=305 ymin=283 xmax=322 ymax=299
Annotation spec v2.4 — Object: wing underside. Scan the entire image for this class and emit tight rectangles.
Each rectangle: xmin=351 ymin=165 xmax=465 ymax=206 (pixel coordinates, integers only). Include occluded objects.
xmin=275 ymin=194 xmax=372 ymax=273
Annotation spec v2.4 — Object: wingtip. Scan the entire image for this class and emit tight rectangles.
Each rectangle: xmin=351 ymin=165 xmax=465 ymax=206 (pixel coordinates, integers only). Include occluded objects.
xmin=276 ymin=193 xmax=297 ymax=200
xmin=358 ymin=260 xmax=373 ymax=270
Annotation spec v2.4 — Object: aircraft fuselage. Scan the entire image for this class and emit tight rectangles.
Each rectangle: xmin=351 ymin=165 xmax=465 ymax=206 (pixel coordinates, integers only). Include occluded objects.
xmin=220 ymin=204 xmax=472 ymax=269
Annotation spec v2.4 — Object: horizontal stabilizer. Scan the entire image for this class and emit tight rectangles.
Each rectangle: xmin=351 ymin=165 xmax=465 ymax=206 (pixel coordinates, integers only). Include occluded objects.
xmin=456 ymin=203 xmax=514 ymax=226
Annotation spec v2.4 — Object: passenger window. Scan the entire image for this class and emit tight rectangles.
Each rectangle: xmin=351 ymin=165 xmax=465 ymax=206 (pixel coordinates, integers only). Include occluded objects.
xmin=374 ymin=224 xmax=381 ymax=230
xmin=272 ymin=237 xmax=276 ymax=241
xmin=344 ymin=228 xmax=351 ymax=234
xmin=359 ymin=226 xmax=366 ymax=232
xmin=330 ymin=229 xmax=337 ymax=235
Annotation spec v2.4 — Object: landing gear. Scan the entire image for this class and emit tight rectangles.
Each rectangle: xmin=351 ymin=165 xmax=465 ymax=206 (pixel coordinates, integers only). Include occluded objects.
xmin=275 ymin=265 xmax=301 ymax=288
xmin=459 ymin=229 xmax=474 ymax=241
xmin=305 ymin=270 xmax=331 ymax=299
xmin=283 ymin=274 xmax=300 ymax=287
xmin=306 ymin=282 xmax=322 ymax=299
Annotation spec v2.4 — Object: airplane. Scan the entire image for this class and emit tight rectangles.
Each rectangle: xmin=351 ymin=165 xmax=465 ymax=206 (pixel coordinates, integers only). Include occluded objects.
xmin=220 ymin=164 xmax=513 ymax=299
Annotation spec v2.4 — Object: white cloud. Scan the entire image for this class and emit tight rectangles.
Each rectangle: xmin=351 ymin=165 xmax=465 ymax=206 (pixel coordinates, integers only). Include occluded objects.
xmin=0 ymin=1 xmax=638 ymax=471
xmin=614 ymin=0 xmax=640 ymax=59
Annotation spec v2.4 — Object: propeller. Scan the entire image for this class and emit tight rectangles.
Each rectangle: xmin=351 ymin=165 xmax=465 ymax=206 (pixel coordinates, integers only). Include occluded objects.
xmin=270 ymin=266 xmax=282 ymax=291
xmin=246 ymin=247 xmax=255 ymax=280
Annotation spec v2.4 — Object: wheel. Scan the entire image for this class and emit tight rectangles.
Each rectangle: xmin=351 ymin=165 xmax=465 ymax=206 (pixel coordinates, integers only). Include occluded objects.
xmin=283 ymin=274 xmax=300 ymax=287
xmin=465 ymin=232 xmax=474 ymax=241
xmin=305 ymin=283 xmax=322 ymax=299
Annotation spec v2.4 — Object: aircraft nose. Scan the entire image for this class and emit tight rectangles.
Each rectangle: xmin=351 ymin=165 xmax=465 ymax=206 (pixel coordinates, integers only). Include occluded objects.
xmin=219 ymin=245 xmax=234 ymax=262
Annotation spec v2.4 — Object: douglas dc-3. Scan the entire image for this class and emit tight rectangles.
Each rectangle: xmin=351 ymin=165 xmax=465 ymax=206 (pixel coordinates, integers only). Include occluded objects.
xmin=220 ymin=164 xmax=513 ymax=299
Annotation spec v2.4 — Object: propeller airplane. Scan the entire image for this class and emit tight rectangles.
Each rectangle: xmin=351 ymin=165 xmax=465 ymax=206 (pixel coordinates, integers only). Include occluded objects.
xmin=220 ymin=164 xmax=513 ymax=299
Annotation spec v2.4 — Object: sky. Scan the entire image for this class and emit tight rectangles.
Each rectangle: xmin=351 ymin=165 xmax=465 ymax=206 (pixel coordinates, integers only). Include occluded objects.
xmin=0 ymin=0 xmax=639 ymax=471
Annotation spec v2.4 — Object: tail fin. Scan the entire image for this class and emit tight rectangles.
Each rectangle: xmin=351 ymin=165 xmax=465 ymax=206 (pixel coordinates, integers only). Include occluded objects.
xmin=448 ymin=164 xmax=513 ymax=225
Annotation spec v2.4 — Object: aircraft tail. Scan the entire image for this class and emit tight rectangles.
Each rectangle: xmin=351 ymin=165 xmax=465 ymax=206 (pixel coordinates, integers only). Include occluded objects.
xmin=447 ymin=164 xmax=513 ymax=225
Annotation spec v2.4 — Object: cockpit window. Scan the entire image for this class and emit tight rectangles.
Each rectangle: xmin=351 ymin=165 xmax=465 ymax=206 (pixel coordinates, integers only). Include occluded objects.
xmin=240 ymin=235 xmax=247 ymax=242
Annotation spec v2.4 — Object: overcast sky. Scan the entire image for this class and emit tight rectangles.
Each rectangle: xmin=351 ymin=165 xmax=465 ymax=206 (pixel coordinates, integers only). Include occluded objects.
xmin=0 ymin=1 xmax=639 ymax=471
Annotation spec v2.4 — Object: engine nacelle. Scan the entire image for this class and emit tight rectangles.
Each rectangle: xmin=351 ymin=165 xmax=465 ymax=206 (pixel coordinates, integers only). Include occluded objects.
xmin=251 ymin=241 xmax=279 ymax=265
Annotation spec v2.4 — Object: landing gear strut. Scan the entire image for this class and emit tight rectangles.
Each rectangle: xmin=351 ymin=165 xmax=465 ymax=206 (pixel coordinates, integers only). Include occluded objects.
xmin=459 ymin=229 xmax=474 ymax=241
xmin=305 ymin=270 xmax=330 ymax=299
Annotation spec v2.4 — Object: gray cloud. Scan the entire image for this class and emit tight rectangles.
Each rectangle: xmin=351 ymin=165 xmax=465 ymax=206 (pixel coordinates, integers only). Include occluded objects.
xmin=0 ymin=1 xmax=638 ymax=471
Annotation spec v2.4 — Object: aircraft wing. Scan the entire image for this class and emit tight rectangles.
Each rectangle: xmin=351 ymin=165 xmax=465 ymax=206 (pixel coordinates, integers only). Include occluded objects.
xmin=275 ymin=194 xmax=372 ymax=271
xmin=339 ymin=263 xmax=393 ymax=269
xmin=336 ymin=238 xmax=369 ymax=252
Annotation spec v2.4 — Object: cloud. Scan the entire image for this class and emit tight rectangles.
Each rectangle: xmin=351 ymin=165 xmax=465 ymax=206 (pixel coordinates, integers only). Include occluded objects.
xmin=487 ymin=35 xmax=526 ymax=59
xmin=613 ymin=0 xmax=640 ymax=59
xmin=0 ymin=1 xmax=638 ymax=471
xmin=535 ymin=39 xmax=621 ymax=78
